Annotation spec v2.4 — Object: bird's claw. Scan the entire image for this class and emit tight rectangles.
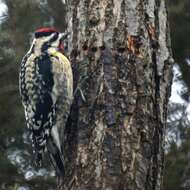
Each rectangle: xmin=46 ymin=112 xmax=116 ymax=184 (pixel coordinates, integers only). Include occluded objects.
xmin=74 ymin=86 xmax=86 ymax=102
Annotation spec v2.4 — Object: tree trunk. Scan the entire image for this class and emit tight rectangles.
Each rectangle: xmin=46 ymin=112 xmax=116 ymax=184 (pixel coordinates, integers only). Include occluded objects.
xmin=61 ymin=0 xmax=173 ymax=189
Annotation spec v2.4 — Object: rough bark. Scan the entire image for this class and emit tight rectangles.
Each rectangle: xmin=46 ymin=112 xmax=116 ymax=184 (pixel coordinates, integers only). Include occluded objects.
xmin=61 ymin=0 xmax=173 ymax=189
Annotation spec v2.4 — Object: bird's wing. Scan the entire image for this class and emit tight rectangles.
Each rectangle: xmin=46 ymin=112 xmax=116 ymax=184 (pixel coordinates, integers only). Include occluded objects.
xmin=19 ymin=53 xmax=31 ymax=103
xmin=32 ymin=54 xmax=55 ymax=129
xmin=49 ymin=51 xmax=73 ymax=151
xmin=19 ymin=52 xmax=54 ymax=131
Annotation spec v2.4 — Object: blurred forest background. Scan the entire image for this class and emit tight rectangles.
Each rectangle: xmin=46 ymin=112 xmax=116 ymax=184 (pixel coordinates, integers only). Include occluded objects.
xmin=0 ymin=0 xmax=189 ymax=189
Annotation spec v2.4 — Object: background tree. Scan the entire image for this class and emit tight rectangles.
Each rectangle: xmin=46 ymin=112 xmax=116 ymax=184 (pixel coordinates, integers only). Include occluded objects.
xmin=168 ymin=0 xmax=190 ymax=99
xmin=164 ymin=1 xmax=190 ymax=189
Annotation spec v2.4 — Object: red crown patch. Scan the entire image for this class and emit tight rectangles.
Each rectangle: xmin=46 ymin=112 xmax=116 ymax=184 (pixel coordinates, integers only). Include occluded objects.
xmin=35 ymin=27 xmax=58 ymax=33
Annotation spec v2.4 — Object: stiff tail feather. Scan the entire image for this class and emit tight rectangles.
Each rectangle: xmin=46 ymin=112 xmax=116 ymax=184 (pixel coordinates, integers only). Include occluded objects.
xmin=47 ymin=138 xmax=65 ymax=178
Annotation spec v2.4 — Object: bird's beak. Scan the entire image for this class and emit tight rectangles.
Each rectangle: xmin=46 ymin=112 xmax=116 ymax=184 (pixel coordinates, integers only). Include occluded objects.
xmin=59 ymin=32 xmax=70 ymax=41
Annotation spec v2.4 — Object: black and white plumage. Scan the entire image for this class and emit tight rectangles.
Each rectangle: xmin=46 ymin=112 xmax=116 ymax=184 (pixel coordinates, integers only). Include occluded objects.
xmin=19 ymin=28 xmax=73 ymax=177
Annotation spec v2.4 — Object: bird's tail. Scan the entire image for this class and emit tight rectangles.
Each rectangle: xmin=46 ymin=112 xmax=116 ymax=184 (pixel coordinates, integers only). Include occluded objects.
xmin=46 ymin=138 xmax=65 ymax=178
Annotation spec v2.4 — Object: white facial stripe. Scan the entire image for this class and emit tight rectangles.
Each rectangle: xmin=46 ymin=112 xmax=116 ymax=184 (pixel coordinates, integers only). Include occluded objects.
xmin=50 ymin=33 xmax=62 ymax=48
xmin=45 ymin=33 xmax=57 ymax=43
xmin=27 ymin=38 xmax=37 ymax=54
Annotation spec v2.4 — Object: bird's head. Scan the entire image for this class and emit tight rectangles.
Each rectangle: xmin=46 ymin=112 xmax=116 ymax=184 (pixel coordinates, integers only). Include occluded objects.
xmin=33 ymin=27 xmax=67 ymax=53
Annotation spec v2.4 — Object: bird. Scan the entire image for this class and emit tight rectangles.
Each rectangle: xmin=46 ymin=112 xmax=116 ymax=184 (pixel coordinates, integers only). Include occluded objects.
xmin=19 ymin=27 xmax=73 ymax=178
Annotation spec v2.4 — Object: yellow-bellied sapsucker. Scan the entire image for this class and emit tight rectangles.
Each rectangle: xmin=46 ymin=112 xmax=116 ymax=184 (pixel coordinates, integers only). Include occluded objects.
xmin=19 ymin=28 xmax=73 ymax=177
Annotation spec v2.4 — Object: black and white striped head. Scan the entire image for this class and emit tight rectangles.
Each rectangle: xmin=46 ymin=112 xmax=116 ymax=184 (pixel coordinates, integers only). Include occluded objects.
xmin=32 ymin=28 xmax=66 ymax=53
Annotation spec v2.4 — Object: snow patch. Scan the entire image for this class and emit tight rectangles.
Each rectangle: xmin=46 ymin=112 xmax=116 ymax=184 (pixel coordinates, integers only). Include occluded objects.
xmin=0 ymin=0 xmax=7 ymax=23
xmin=170 ymin=64 xmax=186 ymax=104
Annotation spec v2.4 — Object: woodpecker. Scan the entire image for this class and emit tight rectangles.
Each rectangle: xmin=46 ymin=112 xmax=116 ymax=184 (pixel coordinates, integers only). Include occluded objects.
xmin=19 ymin=28 xmax=73 ymax=177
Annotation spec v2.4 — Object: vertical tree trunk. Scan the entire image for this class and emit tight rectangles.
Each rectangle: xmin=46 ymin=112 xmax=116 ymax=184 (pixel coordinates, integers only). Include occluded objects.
xmin=62 ymin=0 xmax=173 ymax=189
